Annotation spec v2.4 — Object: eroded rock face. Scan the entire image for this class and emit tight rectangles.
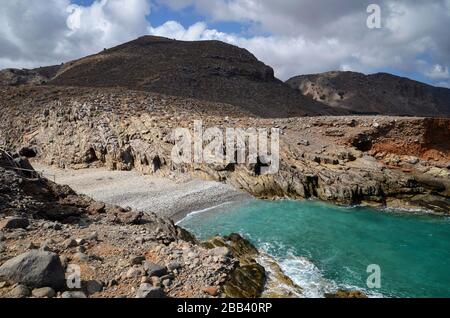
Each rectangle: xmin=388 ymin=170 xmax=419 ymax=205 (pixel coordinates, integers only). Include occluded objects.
xmin=1 ymin=98 xmax=448 ymax=215
xmin=287 ymin=71 xmax=450 ymax=117
xmin=0 ymin=69 xmax=48 ymax=87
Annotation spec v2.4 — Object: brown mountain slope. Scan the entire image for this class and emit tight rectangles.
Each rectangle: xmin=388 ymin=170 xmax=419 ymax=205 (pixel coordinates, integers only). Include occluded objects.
xmin=286 ymin=71 xmax=450 ymax=117
xmin=47 ymin=36 xmax=343 ymax=118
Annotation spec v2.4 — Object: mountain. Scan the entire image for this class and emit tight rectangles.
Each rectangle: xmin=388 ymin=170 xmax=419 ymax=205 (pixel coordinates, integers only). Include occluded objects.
xmin=286 ymin=71 xmax=450 ymax=117
xmin=46 ymin=36 xmax=341 ymax=118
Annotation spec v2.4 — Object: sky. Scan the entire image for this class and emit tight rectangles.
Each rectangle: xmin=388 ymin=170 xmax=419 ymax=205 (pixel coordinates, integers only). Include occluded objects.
xmin=0 ymin=0 xmax=449 ymax=88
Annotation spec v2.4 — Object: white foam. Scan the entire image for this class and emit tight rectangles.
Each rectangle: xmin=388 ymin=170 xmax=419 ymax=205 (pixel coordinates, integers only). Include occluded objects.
xmin=176 ymin=201 xmax=236 ymax=225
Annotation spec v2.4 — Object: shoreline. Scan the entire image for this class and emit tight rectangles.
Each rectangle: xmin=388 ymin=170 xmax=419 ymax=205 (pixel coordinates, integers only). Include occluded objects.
xmin=33 ymin=163 xmax=252 ymax=223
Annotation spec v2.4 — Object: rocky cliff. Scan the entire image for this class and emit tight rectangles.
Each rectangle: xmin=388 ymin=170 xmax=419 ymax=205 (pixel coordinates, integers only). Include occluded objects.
xmin=1 ymin=84 xmax=448 ymax=215
xmin=287 ymin=71 xmax=450 ymax=117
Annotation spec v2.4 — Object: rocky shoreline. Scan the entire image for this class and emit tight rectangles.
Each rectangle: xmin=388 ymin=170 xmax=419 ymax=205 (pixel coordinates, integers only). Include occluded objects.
xmin=0 ymin=164 xmax=268 ymax=298
xmin=0 ymin=156 xmax=368 ymax=299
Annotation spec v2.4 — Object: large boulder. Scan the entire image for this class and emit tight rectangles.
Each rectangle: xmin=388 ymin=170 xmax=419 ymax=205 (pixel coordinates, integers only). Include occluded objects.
xmin=135 ymin=284 xmax=165 ymax=298
xmin=0 ymin=251 xmax=66 ymax=290
xmin=0 ymin=217 xmax=29 ymax=230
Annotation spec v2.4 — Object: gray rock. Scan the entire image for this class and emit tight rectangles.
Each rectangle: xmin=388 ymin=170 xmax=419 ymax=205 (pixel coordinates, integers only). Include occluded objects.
xmin=83 ymin=232 xmax=98 ymax=242
xmin=126 ymin=266 xmax=145 ymax=278
xmin=0 ymin=217 xmax=29 ymax=230
xmin=167 ymin=261 xmax=182 ymax=271
xmin=130 ymin=255 xmax=146 ymax=265
xmin=0 ymin=250 xmax=65 ymax=289
xmin=211 ymin=247 xmax=231 ymax=258
xmin=298 ymin=139 xmax=310 ymax=146
xmin=61 ymin=291 xmax=87 ymax=298
xmin=9 ymin=284 xmax=31 ymax=298
xmin=85 ymin=280 xmax=103 ymax=295
xmin=143 ymin=261 xmax=167 ymax=277
xmin=32 ymin=287 xmax=56 ymax=298
xmin=0 ymin=231 xmax=5 ymax=241
xmin=64 ymin=239 xmax=78 ymax=249
xmin=135 ymin=284 xmax=165 ymax=298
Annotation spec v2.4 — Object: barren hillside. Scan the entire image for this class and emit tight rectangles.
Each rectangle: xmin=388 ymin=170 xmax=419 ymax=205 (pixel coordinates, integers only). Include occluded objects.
xmin=287 ymin=71 xmax=450 ymax=117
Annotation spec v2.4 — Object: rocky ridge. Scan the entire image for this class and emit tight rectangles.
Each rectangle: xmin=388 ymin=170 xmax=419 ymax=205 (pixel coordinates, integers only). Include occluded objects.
xmin=287 ymin=71 xmax=450 ymax=117
xmin=46 ymin=36 xmax=342 ymax=118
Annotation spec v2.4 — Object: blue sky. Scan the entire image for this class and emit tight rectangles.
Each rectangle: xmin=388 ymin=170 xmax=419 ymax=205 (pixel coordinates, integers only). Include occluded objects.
xmin=1 ymin=0 xmax=449 ymax=87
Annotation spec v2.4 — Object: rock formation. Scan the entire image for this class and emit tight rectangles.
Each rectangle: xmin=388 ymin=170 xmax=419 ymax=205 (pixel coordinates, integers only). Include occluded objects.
xmin=287 ymin=71 xmax=450 ymax=117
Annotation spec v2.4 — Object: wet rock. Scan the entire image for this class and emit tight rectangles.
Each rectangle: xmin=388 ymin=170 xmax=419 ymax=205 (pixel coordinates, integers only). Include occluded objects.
xmin=325 ymin=290 xmax=368 ymax=298
xmin=32 ymin=287 xmax=56 ymax=298
xmin=0 ymin=251 xmax=66 ymax=289
xmin=0 ymin=217 xmax=29 ymax=230
xmin=135 ymin=284 xmax=165 ymax=298
xmin=205 ymin=234 xmax=266 ymax=298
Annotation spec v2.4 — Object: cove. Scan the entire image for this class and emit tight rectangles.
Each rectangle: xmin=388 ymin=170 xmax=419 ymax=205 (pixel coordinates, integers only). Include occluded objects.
xmin=179 ymin=199 xmax=450 ymax=298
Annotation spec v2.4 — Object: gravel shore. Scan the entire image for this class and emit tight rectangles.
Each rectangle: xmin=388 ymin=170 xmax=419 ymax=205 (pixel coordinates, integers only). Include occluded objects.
xmin=33 ymin=163 xmax=251 ymax=222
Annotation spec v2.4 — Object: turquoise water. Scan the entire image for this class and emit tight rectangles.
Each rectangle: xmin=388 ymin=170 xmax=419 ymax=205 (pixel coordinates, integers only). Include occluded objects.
xmin=179 ymin=200 xmax=450 ymax=298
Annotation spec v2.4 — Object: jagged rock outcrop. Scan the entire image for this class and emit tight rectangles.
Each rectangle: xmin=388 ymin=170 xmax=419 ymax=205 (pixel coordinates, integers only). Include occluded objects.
xmin=0 ymin=69 xmax=49 ymax=86
xmin=287 ymin=71 xmax=450 ymax=117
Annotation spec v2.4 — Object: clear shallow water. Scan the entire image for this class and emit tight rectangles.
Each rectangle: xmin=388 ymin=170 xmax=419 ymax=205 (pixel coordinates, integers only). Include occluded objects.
xmin=179 ymin=200 xmax=450 ymax=298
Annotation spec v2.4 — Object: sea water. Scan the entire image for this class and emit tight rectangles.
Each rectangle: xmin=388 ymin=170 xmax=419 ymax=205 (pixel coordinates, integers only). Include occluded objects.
xmin=178 ymin=199 xmax=450 ymax=298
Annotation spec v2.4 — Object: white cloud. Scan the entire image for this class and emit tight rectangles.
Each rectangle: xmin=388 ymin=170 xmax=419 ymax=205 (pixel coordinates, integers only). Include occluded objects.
xmin=0 ymin=0 xmax=449 ymax=87
xmin=157 ymin=0 xmax=450 ymax=82
xmin=425 ymin=64 xmax=450 ymax=80
xmin=0 ymin=0 xmax=151 ymax=68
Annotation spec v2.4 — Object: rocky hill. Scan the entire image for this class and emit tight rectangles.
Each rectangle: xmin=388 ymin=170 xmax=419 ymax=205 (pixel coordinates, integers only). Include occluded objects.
xmin=47 ymin=36 xmax=341 ymax=118
xmin=287 ymin=71 xmax=450 ymax=117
